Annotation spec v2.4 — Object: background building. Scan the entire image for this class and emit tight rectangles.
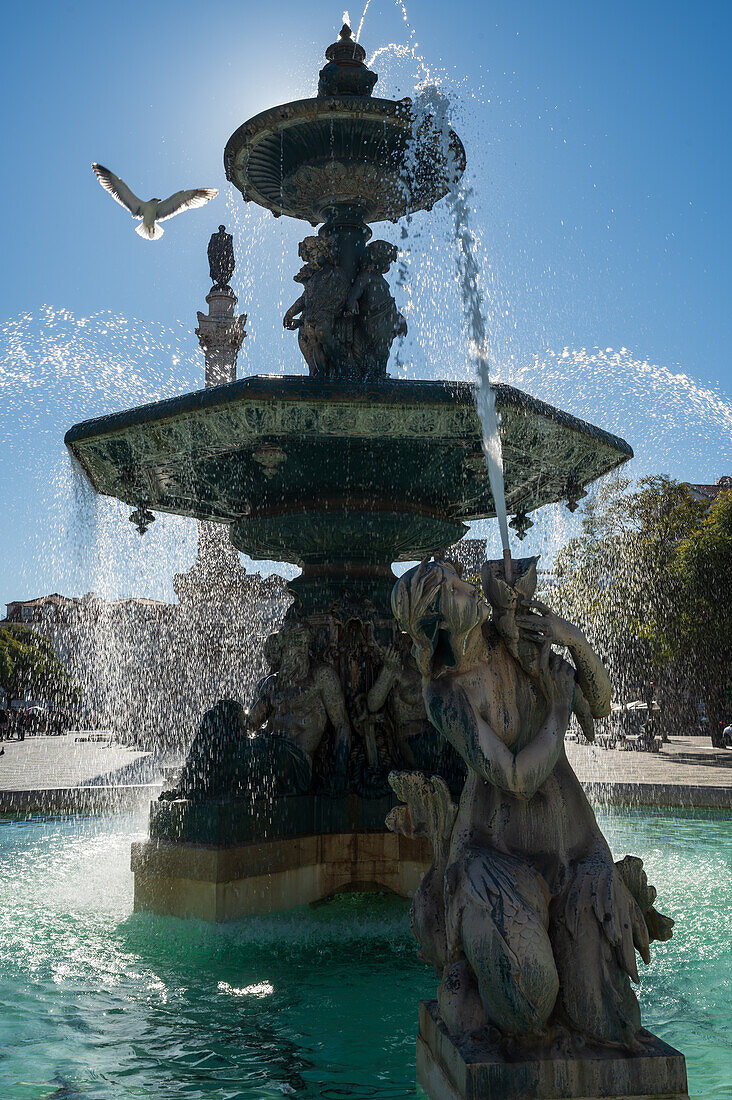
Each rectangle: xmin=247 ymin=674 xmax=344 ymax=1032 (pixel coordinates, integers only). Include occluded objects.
xmin=2 ymin=568 xmax=290 ymax=746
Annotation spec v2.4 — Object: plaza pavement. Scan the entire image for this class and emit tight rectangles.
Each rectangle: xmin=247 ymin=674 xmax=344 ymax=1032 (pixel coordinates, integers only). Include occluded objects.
xmin=0 ymin=732 xmax=160 ymax=811
xmin=0 ymin=733 xmax=729 ymax=811
xmin=566 ymin=735 xmax=732 ymax=808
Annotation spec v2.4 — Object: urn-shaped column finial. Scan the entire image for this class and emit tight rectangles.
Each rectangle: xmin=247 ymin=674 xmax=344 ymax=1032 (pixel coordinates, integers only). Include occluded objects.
xmin=318 ymin=22 xmax=378 ymax=97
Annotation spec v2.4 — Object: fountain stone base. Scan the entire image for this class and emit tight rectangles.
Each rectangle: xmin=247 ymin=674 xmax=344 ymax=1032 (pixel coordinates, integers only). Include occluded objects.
xmin=416 ymin=1001 xmax=689 ymax=1100
xmin=131 ymin=794 xmax=430 ymax=920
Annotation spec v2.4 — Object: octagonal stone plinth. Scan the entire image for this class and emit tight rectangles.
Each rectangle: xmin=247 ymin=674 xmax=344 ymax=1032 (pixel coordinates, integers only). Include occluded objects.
xmin=417 ymin=1000 xmax=689 ymax=1100
xmin=133 ymin=792 xmax=431 ymax=920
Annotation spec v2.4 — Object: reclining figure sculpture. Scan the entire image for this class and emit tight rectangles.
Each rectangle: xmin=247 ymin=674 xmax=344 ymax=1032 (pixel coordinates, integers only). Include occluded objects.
xmin=388 ymin=557 xmax=673 ymax=1050
xmin=160 ymin=623 xmax=351 ymax=800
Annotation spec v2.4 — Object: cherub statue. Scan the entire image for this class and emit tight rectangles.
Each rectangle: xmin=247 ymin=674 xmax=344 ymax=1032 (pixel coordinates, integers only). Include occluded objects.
xmin=283 ymin=235 xmax=350 ymax=377
xmin=388 ymin=557 xmax=673 ymax=1050
xmin=346 ymin=240 xmax=407 ymax=380
xmin=244 ymin=625 xmax=352 ymax=792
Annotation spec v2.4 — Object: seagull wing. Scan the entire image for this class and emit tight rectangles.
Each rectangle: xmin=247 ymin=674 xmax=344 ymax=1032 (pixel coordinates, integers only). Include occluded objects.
xmin=156 ymin=188 xmax=218 ymax=222
xmin=92 ymin=164 xmax=145 ymax=217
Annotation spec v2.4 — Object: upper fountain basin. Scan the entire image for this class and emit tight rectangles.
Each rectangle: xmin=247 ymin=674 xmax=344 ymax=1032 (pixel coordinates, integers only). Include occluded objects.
xmin=224 ymin=96 xmax=466 ymax=225
xmin=65 ymin=375 xmax=632 ymax=566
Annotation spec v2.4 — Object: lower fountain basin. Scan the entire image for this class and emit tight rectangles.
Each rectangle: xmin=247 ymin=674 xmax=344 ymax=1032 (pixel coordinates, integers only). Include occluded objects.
xmin=0 ymin=807 xmax=726 ymax=1098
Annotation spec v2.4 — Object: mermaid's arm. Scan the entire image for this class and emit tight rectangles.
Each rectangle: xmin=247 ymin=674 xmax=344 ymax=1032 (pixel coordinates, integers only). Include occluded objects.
xmin=367 ymin=645 xmax=400 ymax=712
xmin=244 ymin=685 xmax=272 ymax=732
xmin=519 ymin=603 xmax=611 ymax=718
xmin=424 ymin=679 xmax=568 ymax=800
xmin=346 ymin=270 xmax=368 ymax=313
xmin=566 ymin=634 xmax=611 ymax=718
xmin=283 ymin=295 xmax=304 ymax=329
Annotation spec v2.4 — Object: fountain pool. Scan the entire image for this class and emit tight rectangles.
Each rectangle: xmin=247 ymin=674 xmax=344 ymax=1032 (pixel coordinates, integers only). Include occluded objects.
xmin=0 ymin=807 xmax=728 ymax=1099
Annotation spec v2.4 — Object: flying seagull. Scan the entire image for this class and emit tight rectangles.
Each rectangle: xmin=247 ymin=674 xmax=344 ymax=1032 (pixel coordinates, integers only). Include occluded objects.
xmin=92 ymin=163 xmax=218 ymax=240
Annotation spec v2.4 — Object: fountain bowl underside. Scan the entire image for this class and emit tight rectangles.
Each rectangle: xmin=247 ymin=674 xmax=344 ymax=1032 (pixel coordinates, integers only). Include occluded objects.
xmin=224 ymin=96 xmax=466 ymax=224
xmin=66 ymin=375 xmax=632 ymax=576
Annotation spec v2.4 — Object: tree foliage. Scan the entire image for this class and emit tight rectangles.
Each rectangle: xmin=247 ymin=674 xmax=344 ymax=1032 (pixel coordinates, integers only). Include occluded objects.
xmin=549 ymin=476 xmax=731 ymax=744
xmin=0 ymin=624 xmax=80 ymax=709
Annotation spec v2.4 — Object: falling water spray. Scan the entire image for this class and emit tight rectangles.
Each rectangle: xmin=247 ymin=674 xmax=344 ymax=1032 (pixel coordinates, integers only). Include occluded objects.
xmin=410 ymin=86 xmax=513 ymax=581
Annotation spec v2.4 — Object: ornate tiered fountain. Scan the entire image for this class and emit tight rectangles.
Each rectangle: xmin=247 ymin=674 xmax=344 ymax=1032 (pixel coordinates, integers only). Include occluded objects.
xmin=66 ymin=26 xmax=688 ymax=1099
xmin=66 ymin=22 xmax=632 ymax=902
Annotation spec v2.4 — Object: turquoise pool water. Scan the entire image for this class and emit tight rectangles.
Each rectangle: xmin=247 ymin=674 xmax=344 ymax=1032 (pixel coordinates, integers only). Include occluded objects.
xmin=0 ymin=808 xmax=729 ymax=1099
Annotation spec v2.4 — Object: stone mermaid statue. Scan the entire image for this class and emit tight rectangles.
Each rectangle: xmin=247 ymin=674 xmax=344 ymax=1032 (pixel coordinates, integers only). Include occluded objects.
xmin=387 ymin=556 xmax=673 ymax=1051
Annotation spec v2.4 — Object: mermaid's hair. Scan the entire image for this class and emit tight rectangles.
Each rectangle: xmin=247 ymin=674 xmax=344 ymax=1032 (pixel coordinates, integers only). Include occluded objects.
xmin=391 ymin=560 xmax=487 ymax=678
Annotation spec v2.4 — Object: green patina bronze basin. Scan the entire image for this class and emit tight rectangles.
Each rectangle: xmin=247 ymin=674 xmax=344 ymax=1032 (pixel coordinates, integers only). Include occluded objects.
xmin=65 ymin=374 xmax=632 ymax=609
xmin=224 ymin=95 xmax=466 ymax=225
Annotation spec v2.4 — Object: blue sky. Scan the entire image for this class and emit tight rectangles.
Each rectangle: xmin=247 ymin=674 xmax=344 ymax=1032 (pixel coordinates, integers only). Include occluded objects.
xmin=1 ymin=0 xmax=730 ymax=608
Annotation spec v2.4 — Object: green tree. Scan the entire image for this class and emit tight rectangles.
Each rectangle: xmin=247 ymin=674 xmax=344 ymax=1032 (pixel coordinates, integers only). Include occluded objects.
xmin=645 ymin=488 xmax=732 ymax=744
xmin=0 ymin=624 xmax=80 ymax=711
xmin=549 ymin=475 xmax=730 ymax=743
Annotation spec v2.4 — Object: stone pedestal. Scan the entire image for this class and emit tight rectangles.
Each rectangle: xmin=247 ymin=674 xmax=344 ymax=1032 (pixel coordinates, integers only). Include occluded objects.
xmin=132 ymin=792 xmax=430 ymax=920
xmin=132 ymin=829 xmax=429 ymax=921
xmin=416 ymin=1000 xmax=689 ymax=1100
xmin=195 ymin=282 xmax=246 ymax=388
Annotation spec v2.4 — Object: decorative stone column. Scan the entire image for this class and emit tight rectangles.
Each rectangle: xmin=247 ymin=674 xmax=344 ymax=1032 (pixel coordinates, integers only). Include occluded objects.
xmin=174 ymin=226 xmax=250 ymax=614
xmin=195 ymin=225 xmax=247 ymax=388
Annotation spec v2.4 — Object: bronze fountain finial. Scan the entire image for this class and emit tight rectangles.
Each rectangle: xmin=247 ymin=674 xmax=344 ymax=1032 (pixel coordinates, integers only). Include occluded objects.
xmin=318 ymin=20 xmax=377 ymax=97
